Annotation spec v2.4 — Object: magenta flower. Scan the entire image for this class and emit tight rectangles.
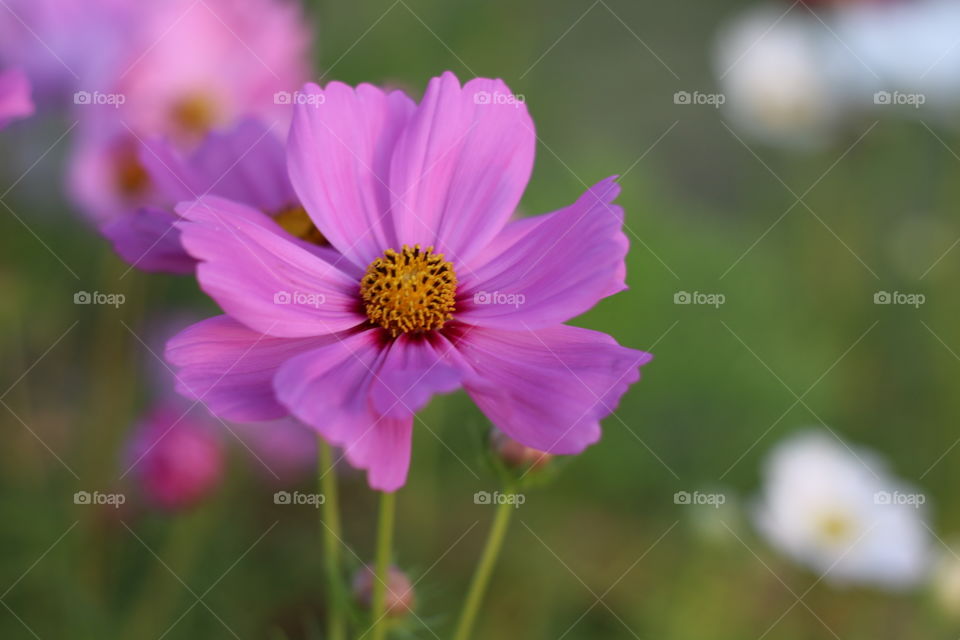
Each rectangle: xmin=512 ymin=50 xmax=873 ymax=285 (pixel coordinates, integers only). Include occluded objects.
xmin=0 ymin=68 xmax=33 ymax=129
xmin=97 ymin=118 xmax=327 ymax=274
xmin=166 ymin=72 xmax=651 ymax=491
xmin=123 ymin=403 xmax=224 ymax=512
xmin=65 ymin=0 xmax=311 ymax=222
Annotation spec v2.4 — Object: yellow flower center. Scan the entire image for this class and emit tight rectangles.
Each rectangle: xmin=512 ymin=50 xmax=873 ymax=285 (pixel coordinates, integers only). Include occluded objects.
xmin=273 ymin=205 xmax=327 ymax=246
xmin=815 ymin=511 xmax=855 ymax=545
xmin=170 ymin=93 xmax=219 ymax=139
xmin=114 ymin=145 xmax=150 ymax=197
xmin=360 ymin=245 xmax=457 ymax=337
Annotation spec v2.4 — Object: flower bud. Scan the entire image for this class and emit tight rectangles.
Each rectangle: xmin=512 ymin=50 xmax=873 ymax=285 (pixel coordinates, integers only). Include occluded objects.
xmin=352 ymin=565 xmax=415 ymax=617
xmin=491 ymin=430 xmax=552 ymax=470
xmin=123 ymin=404 xmax=224 ymax=512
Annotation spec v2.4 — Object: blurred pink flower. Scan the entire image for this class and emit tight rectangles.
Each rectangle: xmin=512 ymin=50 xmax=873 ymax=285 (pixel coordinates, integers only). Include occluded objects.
xmin=124 ymin=403 xmax=224 ymax=512
xmin=97 ymin=118 xmax=323 ymax=274
xmin=165 ymin=72 xmax=651 ymax=492
xmin=0 ymin=68 xmax=33 ymax=129
xmin=65 ymin=0 xmax=312 ymax=221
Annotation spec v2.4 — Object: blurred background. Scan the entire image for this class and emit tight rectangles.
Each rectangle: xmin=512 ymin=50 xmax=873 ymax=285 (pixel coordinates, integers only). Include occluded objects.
xmin=3 ymin=0 xmax=960 ymax=638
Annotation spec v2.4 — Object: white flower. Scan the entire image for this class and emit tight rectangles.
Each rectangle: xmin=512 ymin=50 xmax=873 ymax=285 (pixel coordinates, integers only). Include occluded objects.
xmin=754 ymin=431 xmax=931 ymax=589
xmin=714 ymin=7 xmax=849 ymax=148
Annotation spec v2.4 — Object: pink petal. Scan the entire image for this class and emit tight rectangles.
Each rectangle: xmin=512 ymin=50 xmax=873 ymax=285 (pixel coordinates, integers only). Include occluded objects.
xmin=368 ymin=334 xmax=462 ymax=419
xmin=457 ymin=177 xmax=627 ymax=330
xmin=101 ymin=207 xmax=195 ymax=274
xmin=165 ymin=315 xmax=336 ymax=422
xmin=388 ymin=72 xmax=535 ymax=264
xmin=0 ymin=68 xmax=33 ymax=129
xmin=273 ymin=330 xmax=457 ymax=491
xmin=176 ymin=196 xmax=365 ymax=338
xmin=288 ymin=82 xmax=415 ymax=268
xmin=455 ymin=324 xmax=652 ymax=454
xmin=141 ymin=118 xmax=295 ymax=213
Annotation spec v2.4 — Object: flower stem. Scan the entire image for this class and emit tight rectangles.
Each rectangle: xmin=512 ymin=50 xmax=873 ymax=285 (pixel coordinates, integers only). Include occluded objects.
xmin=452 ymin=487 xmax=516 ymax=640
xmin=370 ymin=490 xmax=396 ymax=640
xmin=319 ymin=439 xmax=346 ymax=640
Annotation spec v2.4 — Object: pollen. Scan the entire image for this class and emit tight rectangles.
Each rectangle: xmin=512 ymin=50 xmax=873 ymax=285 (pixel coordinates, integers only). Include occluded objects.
xmin=360 ymin=245 xmax=457 ymax=337
xmin=273 ymin=205 xmax=328 ymax=246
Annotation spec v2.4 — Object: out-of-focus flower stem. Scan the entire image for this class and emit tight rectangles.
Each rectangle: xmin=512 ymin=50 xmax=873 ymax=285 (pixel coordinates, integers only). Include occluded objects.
xmin=318 ymin=439 xmax=346 ymax=640
xmin=452 ymin=482 xmax=516 ymax=640
xmin=370 ymin=490 xmax=396 ymax=640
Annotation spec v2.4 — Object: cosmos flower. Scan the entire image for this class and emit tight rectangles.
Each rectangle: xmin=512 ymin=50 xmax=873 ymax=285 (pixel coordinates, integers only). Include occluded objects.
xmin=754 ymin=430 xmax=931 ymax=589
xmin=123 ymin=403 xmax=224 ymax=512
xmin=0 ymin=68 xmax=33 ymax=129
xmin=165 ymin=72 xmax=652 ymax=492
xmin=98 ymin=118 xmax=325 ymax=274
xmin=66 ymin=0 xmax=311 ymax=221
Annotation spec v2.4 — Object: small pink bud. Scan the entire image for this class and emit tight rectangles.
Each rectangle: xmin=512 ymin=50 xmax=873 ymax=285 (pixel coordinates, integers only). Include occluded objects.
xmin=491 ymin=430 xmax=553 ymax=470
xmin=352 ymin=565 xmax=415 ymax=617
xmin=124 ymin=405 xmax=223 ymax=512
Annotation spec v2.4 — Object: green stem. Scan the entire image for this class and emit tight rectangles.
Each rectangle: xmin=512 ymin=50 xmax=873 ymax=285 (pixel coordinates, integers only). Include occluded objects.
xmin=319 ymin=439 xmax=346 ymax=640
xmin=452 ymin=488 xmax=516 ymax=640
xmin=370 ymin=490 xmax=396 ymax=640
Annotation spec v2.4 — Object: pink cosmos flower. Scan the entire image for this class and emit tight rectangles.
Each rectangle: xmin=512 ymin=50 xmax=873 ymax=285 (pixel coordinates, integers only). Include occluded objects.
xmin=0 ymin=68 xmax=33 ymax=129
xmin=123 ymin=403 xmax=224 ymax=512
xmin=66 ymin=0 xmax=311 ymax=222
xmin=98 ymin=118 xmax=324 ymax=274
xmin=166 ymin=72 xmax=651 ymax=492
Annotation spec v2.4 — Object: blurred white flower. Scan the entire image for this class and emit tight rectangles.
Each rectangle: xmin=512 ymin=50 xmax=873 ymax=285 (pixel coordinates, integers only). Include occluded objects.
xmin=754 ymin=430 xmax=931 ymax=589
xmin=714 ymin=7 xmax=852 ymax=148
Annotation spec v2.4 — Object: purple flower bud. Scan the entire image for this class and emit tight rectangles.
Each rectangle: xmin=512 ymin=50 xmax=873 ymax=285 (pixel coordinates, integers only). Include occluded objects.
xmin=351 ymin=565 xmax=415 ymax=618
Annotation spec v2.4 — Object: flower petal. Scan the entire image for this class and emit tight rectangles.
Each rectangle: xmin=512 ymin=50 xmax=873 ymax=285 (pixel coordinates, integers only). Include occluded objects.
xmin=368 ymin=334 xmax=462 ymax=419
xmin=102 ymin=206 xmax=195 ymax=274
xmin=288 ymin=82 xmax=416 ymax=268
xmin=457 ymin=177 xmax=627 ymax=330
xmin=165 ymin=315 xmax=335 ymax=421
xmin=388 ymin=72 xmax=535 ymax=263
xmin=272 ymin=330 xmax=416 ymax=490
xmin=141 ymin=118 xmax=295 ymax=213
xmin=176 ymin=195 xmax=365 ymax=337
xmin=455 ymin=324 xmax=652 ymax=454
